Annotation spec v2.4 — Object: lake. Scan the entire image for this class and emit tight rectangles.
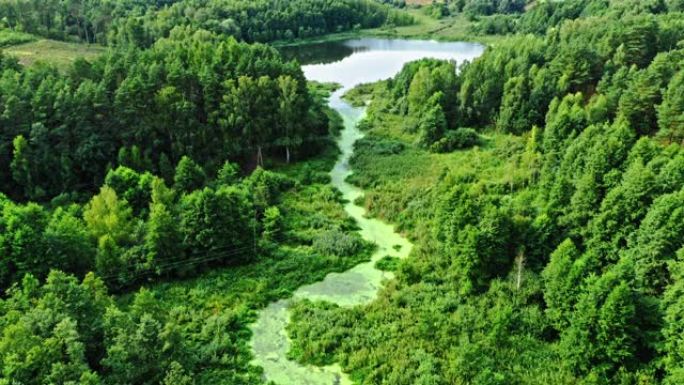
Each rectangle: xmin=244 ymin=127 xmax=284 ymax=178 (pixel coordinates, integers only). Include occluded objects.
xmin=280 ymin=37 xmax=484 ymax=89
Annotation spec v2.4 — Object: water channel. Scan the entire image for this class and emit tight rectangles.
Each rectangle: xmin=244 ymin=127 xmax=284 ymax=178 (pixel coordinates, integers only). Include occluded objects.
xmin=249 ymin=38 xmax=484 ymax=385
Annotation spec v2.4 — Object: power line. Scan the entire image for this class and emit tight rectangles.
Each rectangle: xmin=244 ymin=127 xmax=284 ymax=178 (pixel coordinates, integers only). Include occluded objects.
xmin=101 ymin=245 xmax=255 ymax=283
xmin=99 ymin=232 xmax=292 ymax=284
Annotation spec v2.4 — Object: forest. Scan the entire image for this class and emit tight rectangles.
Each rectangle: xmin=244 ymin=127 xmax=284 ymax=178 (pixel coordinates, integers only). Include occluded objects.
xmin=0 ymin=2 xmax=377 ymax=382
xmin=0 ymin=0 xmax=683 ymax=384
xmin=0 ymin=28 xmax=330 ymax=202
xmin=0 ymin=0 xmax=413 ymax=45
xmin=285 ymin=1 xmax=684 ymax=384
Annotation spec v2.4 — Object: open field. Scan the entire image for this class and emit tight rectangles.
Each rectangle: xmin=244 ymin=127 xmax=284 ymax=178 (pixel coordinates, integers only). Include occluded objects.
xmin=3 ymin=39 xmax=105 ymax=69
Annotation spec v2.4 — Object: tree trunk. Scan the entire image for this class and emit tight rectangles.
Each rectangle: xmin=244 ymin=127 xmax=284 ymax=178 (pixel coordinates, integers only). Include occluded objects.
xmin=82 ymin=0 xmax=90 ymax=43
xmin=286 ymin=146 xmax=291 ymax=164
xmin=257 ymin=145 xmax=263 ymax=167
xmin=515 ymin=251 xmax=525 ymax=291
xmin=83 ymin=19 xmax=91 ymax=43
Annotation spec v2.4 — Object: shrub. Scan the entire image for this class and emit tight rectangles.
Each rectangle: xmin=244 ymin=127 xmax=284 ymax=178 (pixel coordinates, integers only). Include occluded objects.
xmin=0 ymin=30 xmax=35 ymax=47
xmin=313 ymin=229 xmax=364 ymax=257
xmin=375 ymin=255 xmax=401 ymax=271
xmin=353 ymin=137 xmax=406 ymax=157
xmin=431 ymin=128 xmax=481 ymax=153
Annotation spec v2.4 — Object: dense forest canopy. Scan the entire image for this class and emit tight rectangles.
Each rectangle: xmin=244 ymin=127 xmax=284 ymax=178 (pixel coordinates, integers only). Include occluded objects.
xmin=0 ymin=0 xmax=413 ymax=45
xmin=0 ymin=27 xmax=331 ymax=202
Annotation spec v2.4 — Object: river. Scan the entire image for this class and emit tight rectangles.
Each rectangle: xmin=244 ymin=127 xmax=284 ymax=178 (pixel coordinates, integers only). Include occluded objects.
xmin=249 ymin=38 xmax=484 ymax=385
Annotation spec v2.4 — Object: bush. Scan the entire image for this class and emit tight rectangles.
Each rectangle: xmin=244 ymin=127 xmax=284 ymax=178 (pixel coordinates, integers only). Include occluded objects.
xmin=430 ymin=128 xmax=481 ymax=153
xmin=313 ymin=229 xmax=364 ymax=257
xmin=470 ymin=15 xmax=518 ymax=35
xmin=353 ymin=137 xmax=406 ymax=157
xmin=375 ymin=255 xmax=401 ymax=271
xmin=0 ymin=30 xmax=35 ymax=47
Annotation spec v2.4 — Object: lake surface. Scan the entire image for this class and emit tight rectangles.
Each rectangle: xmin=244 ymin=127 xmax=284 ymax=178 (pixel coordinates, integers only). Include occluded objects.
xmin=250 ymin=38 xmax=485 ymax=385
xmin=280 ymin=37 xmax=484 ymax=88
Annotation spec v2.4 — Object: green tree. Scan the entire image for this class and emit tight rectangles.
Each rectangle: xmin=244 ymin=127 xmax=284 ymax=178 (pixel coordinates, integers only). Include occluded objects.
xmin=10 ymin=134 xmax=34 ymax=198
xmin=83 ymin=186 xmax=133 ymax=244
xmin=542 ymin=239 xmax=583 ymax=330
xmin=0 ymin=271 xmax=110 ymax=384
xmin=407 ymin=66 xmax=435 ymax=117
xmin=95 ymin=235 xmax=125 ymax=284
xmin=216 ymin=161 xmax=240 ymax=186
xmin=162 ymin=362 xmax=194 ymax=385
xmin=105 ymin=166 xmax=155 ymax=215
xmin=179 ymin=186 xmax=254 ymax=266
xmin=0 ymin=203 xmax=49 ymax=286
xmin=145 ymin=198 xmax=182 ymax=276
xmin=657 ymin=70 xmax=684 ymax=144
xmin=560 ymin=271 xmax=641 ymax=378
xmin=173 ymin=156 xmax=206 ymax=193
xmin=417 ymin=95 xmax=447 ymax=148
xmin=497 ymin=75 xmax=533 ymax=134
xmin=102 ymin=290 xmax=186 ymax=385
xmin=261 ymin=206 xmax=282 ymax=246
xmin=617 ymin=69 xmax=663 ymax=136
xmin=628 ymin=188 xmax=684 ymax=295
xmin=663 ymin=249 xmax=684 ymax=384
xmin=44 ymin=207 xmax=95 ymax=277
xmin=667 ymin=0 xmax=684 ymax=10
xmin=276 ymin=75 xmax=302 ymax=163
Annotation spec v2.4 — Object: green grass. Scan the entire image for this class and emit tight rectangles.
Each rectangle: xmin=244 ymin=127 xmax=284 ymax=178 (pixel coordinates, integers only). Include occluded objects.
xmin=368 ymin=11 xmax=511 ymax=45
xmin=343 ymin=83 xmax=376 ymax=107
xmin=4 ymin=39 xmax=105 ymax=70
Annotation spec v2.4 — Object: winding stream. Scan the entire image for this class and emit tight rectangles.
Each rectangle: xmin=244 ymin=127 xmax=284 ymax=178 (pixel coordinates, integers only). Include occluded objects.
xmin=249 ymin=38 xmax=484 ymax=385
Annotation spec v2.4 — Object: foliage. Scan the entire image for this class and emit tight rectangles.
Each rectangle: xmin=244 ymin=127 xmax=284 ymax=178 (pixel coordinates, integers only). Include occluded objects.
xmin=0 ymin=154 xmax=372 ymax=384
xmin=374 ymin=255 xmax=401 ymax=271
xmin=0 ymin=29 xmax=35 ymax=47
xmin=0 ymin=0 xmax=412 ymax=45
xmin=313 ymin=228 xmax=367 ymax=258
xmin=2 ymin=1 xmax=684 ymax=384
xmin=430 ymin=127 xmax=481 ymax=152
xmin=286 ymin=3 xmax=684 ymax=384
xmin=0 ymin=29 xmax=328 ymax=201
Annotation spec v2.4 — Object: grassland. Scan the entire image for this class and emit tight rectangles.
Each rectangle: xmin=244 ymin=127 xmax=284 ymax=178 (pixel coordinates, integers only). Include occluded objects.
xmin=3 ymin=38 xmax=105 ymax=70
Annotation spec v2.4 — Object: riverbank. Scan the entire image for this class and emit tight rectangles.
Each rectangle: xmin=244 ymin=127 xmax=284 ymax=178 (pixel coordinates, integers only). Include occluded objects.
xmin=271 ymin=10 xmax=508 ymax=48
xmin=249 ymin=87 xmax=413 ymax=384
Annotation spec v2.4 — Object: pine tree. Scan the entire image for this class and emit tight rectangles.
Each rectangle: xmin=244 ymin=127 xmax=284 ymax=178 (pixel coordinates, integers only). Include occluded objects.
xmin=173 ymin=156 xmax=206 ymax=193
xmin=658 ymin=70 xmax=684 ymax=144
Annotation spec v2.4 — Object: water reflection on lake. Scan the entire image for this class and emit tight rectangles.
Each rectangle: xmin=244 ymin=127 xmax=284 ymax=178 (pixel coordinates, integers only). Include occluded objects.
xmin=280 ymin=38 xmax=485 ymax=89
